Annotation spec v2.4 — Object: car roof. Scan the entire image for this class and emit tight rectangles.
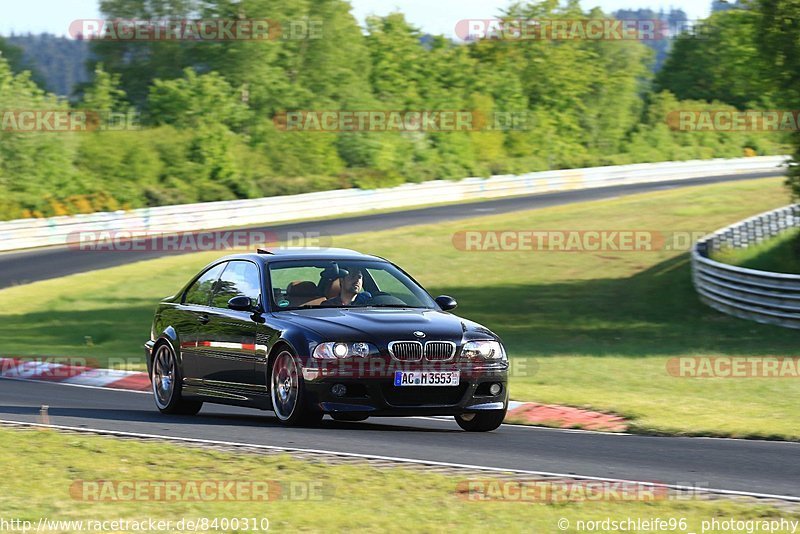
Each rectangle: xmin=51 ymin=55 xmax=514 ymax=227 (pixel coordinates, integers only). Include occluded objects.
xmin=217 ymin=248 xmax=386 ymax=265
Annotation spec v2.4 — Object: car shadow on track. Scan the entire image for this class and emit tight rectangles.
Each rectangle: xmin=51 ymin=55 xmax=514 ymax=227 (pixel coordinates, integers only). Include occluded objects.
xmin=208 ymin=412 xmax=454 ymax=432
xmin=0 ymin=406 xmax=457 ymax=433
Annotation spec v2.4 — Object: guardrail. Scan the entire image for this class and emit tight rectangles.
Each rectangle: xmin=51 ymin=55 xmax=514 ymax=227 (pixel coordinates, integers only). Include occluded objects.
xmin=0 ymin=155 xmax=788 ymax=253
xmin=692 ymin=204 xmax=800 ymax=329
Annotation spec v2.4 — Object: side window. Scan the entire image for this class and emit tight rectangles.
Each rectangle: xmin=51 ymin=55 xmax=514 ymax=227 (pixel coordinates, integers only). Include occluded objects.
xmin=184 ymin=263 xmax=226 ymax=306
xmin=210 ymin=261 xmax=262 ymax=309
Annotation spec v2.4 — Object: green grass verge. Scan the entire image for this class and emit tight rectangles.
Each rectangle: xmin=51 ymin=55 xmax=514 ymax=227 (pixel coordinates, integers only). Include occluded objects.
xmin=0 ymin=177 xmax=798 ymax=439
xmin=713 ymin=228 xmax=800 ymax=274
xmin=0 ymin=427 xmax=796 ymax=532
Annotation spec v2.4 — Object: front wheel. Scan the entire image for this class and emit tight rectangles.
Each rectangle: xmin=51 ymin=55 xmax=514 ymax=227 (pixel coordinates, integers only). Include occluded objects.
xmin=270 ymin=350 xmax=323 ymax=427
xmin=455 ymin=409 xmax=506 ymax=432
xmin=152 ymin=343 xmax=202 ymax=415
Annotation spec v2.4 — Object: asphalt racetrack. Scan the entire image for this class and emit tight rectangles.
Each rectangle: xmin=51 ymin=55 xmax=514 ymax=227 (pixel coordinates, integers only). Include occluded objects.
xmin=1 ymin=169 xmax=796 ymax=501
xmin=0 ymin=379 xmax=797 ymax=499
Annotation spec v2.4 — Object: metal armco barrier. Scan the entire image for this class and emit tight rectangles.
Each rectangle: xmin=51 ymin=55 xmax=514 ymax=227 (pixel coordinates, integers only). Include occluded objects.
xmin=693 ymin=204 xmax=800 ymax=329
xmin=0 ymin=155 xmax=788 ymax=252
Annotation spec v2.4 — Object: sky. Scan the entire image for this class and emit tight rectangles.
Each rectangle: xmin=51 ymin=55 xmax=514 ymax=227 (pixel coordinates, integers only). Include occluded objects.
xmin=0 ymin=0 xmax=711 ymax=38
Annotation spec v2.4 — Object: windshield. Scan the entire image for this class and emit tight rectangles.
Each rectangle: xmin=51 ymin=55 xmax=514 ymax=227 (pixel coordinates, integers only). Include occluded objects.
xmin=267 ymin=259 xmax=437 ymax=311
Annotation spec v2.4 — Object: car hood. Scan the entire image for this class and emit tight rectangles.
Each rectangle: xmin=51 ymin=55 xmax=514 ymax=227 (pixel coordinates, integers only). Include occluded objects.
xmin=274 ymin=307 xmax=495 ymax=343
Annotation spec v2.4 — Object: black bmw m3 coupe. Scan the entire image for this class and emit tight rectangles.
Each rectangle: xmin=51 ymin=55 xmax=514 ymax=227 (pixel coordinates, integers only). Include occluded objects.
xmin=145 ymin=248 xmax=509 ymax=431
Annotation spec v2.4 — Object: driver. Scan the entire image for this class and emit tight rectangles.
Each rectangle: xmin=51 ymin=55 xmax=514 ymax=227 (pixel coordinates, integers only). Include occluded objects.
xmin=322 ymin=265 xmax=372 ymax=306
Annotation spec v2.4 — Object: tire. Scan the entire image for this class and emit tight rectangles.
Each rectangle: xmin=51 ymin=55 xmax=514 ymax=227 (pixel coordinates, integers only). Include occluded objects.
xmin=152 ymin=342 xmax=203 ymax=415
xmin=270 ymin=349 xmax=323 ymax=427
xmin=330 ymin=413 xmax=369 ymax=422
xmin=455 ymin=409 xmax=506 ymax=432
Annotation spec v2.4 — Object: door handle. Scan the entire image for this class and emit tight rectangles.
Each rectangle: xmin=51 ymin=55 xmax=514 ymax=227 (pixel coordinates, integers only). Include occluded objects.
xmin=198 ymin=314 xmax=210 ymax=325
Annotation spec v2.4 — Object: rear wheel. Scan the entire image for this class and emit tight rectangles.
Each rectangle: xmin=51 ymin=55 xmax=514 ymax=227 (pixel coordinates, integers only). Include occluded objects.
xmin=455 ymin=409 xmax=506 ymax=432
xmin=152 ymin=343 xmax=202 ymax=415
xmin=270 ymin=350 xmax=323 ymax=427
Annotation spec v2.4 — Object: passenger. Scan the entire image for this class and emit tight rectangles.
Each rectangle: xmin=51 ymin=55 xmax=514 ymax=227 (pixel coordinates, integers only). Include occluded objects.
xmin=322 ymin=266 xmax=372 ymax=306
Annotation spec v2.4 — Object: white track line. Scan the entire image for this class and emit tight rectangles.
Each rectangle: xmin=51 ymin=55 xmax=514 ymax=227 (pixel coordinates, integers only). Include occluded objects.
xmin=0 ymin=419 xmax=797 ymax=503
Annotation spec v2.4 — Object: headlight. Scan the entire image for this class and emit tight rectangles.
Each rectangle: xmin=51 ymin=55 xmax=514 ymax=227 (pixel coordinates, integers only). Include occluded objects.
xmin=313 ymin=342 xmax=378 ymax=359
xmin=461 ymin=340 xmax=506 ymax=361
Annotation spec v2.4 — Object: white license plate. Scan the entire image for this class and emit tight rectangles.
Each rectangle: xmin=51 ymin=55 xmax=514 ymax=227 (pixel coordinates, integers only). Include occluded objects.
xmin=394 ymin=371 xmax=460 ymax=387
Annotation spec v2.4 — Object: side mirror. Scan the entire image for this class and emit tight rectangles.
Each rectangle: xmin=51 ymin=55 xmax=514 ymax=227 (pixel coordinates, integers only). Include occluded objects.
xmin=228 ymin=295 xmax=254 ymax=312
xmin=435 ymin=295 xmax=457 ymax=311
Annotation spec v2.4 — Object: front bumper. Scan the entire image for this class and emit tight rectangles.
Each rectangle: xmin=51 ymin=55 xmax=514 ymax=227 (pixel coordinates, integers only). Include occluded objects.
xmin=144 ymin=340 xmax=155 ymax=377
xmin=302 ymin=363 xmax=509 ymax=417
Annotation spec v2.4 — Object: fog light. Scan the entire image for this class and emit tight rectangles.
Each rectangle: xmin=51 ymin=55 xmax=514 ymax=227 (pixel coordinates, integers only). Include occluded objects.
xmin=489 ymin=383 xmax=502 ymax=396
xmin=331 ymin=384 xmax=347 ymax=397
xmin=352 ymin=342 xmax=370 ymax=358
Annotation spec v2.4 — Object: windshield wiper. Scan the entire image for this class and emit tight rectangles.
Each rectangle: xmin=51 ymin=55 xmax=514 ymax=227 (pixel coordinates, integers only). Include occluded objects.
xmin=275 ymin=304 xmax=340 ymax=310
xmin=367 ymin=304 xmax=425 ymax=308
xmin=286 ymin=304 xmax=426 ymax=310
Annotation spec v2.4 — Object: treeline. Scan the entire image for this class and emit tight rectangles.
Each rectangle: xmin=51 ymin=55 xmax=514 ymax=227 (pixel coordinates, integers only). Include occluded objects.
xmin=612 ymin=8 xmax=688 ymax=71
xmin=657 ymin=0 xmax=800 ymax=195
xmin=1 ymin=8 xmax=687 ymax=101
xmin=0 ymin=0 xmax=791 ymax=220
xmin=2 ymin=34 xmax=91 ymax=97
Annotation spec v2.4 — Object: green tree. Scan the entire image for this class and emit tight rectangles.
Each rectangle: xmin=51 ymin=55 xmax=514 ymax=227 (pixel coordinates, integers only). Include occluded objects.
xmin=0 ymin=37 xmax=27 ymax=74
xmin=91 ymin=0 xmax=201 ymax=105
xmin=756 ymin=0 xmax=800 ymax=195
xmin=365 ymin=13 xmax=425 ymax=108
xmin=0 ymin=0 xmax=788 ymax=221
xmin=82 ymin=64 xmax=128 ymax=115
xmin=296 ymin=0 xmax=373 ymax=108
xmin=147 ymin=68 xmax=248 ymax=129
xmin=0 ymin=58 xmax=78 ymax=219
xmin=656 ymin=10 xmax=773 ymax=109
